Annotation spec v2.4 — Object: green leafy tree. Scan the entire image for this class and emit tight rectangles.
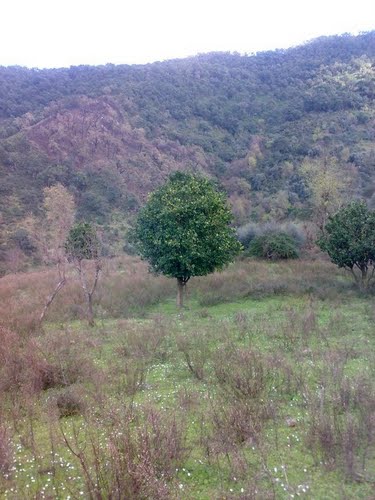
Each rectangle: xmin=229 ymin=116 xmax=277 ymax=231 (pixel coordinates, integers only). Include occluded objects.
xmin=317 ymin=201 xmax=375 ymax=290
xmin=66 ymin=222 xmax=101 ymax=326
xmin=133 ymin=172 xmax=242 ymax=307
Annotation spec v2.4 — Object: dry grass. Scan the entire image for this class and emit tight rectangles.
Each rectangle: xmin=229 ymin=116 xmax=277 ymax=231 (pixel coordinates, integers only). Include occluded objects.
xmin=195 ymin=258 xmax=352 ymax=305
xmin=0 ymin=256 xmax=352 ymax=334
xmin=0 ymin=255 xmax=174 ymax=332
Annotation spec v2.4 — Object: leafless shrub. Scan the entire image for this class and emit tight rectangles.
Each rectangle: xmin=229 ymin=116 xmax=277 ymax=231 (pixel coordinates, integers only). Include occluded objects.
xmin=114 ymin=359 xmax=148 ymax=396
xmin=0 ymin=269 xmax=64 ymax=333
xmin=305 ymin=368 xmax=375 ymax=480
xmin=214 ymin=346 xmax=270 ymax=400
xmin=207 ymin=347 xmax=276 ymax=454
xmin=209 ymin=398 xmax=264 ymax=450
xmin=282 ymin=302 xmax=318 ymax=348
xmin=116 ymin=316 xmax=169 ymax=364
xmin=59 ymin=405 xmax=188 ymax=499
xmin=233 ymin=311 xmax=250 ymax=338
xmin=267 ymin=353 xmax=301 ymax=397
xmin=176 ymin=329 xmax=214 ymax=381
xmin=140 ymin=406 xmax=188 ymax=479
xmin=55 ymin=386 xmax=87 ymax=418
xmin=0 ymin=326 xmax=25 ymax=393
xmin=0 ymin=423 xmax=13 ymax=476
xmin=32 ymin=331 xmax=99 ymax=393
xmin=0 ymin=327 xmax=47 ymax=396
xmin=0 ymin=256 xmax=175 ymax=331
xmin=176 ymin=386 xmax=201 ymax=412
xmin=0 ymin=257 xmax=352 ymax=331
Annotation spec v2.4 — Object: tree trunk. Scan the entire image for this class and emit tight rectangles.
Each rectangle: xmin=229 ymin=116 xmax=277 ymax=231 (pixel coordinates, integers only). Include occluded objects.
xmin=361 ymin=266 xmax=368 ymax=291
xmin=76 ymin=259 xmax=101 ymax=327
xmin=39 ymin=277 xmax=66 ymax=323
xmin=177 ymin=277 xmax=185 ymax=308
xmin=87 ymin=294 xmax=95 ymax=327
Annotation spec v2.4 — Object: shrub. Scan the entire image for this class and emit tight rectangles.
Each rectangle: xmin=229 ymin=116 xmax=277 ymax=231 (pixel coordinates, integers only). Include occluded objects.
xmin=55 ymin=387 xmax=87 ymax=418
xmin=0 ymin=423 xmax=12 ymax=475
xmin=196 ymin=259 xmax=347 ymax=306
xmin=209 ymin=398 xmax=263 ymax=449
xmin=97 ymin=258 xmax=175 ymax=318
xmin=237 ymin=222 xmax=305 ymax=250
xmin=0 ymin=327 xmax=46 ymax=394
xmin=60 ymin=406 xmax=188 ymax=499
xmin=247 ymin=232 xmax=299 ymax=260
xmin=112 ymin=358 xmax=147 ymax=396
xmin=236 ymin=222 xmax=259 ymax=248
xmin=37 ymin=330 xmax=98 ymax=388
xmin=305 ymin=362 xmax=375 ymax=479
xmin=214 ymin=346 xmax=270 ymax=400
xmin=176 ymin=329 xmax=214 ymax=381
xmin=116 ymin=316 xmax=169 ymax=364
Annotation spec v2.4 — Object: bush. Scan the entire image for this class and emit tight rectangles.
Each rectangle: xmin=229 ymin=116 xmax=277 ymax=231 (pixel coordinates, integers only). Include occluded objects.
xmin=59 ymin=406 xmax=188 ymax=499
xmin=34 ymin=330 xmax=99 ymax=389
xmin=236 ymin=222 xmax=259 ymax=248
xmin=0 ymin=423 xmax=12 ymax=475
xmin=237 ymin=222 xmax=305 ymax=250
xmin=247 ymin=232 xmax=299 ymax=260
xmin=305 ymin=368 xmax=375 ymax=478
xmin=55 ymin=386 xmax=87 ymax=418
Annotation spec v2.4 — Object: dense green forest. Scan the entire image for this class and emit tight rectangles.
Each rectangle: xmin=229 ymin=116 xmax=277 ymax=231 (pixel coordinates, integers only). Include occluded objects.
xmin=0 ymin=31 xmax=374 ymax=269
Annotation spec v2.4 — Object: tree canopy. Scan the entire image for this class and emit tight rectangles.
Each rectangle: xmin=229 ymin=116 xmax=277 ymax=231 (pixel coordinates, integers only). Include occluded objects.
xmin=317 ymin=201 xmax=375 ymax=289
xmin=133 ymin=172 xmax=242 ymax=306
xmin=65 ymin=222 xmax=99 ymax=262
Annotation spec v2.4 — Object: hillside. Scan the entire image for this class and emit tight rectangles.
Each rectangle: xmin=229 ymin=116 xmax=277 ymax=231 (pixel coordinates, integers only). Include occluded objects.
xmin=0 ymin=31 xmax=374 ymax=267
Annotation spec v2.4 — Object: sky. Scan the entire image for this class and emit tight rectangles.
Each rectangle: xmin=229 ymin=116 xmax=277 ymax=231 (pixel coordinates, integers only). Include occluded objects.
xmin=1 ymin=0 xmax=374 ymax=68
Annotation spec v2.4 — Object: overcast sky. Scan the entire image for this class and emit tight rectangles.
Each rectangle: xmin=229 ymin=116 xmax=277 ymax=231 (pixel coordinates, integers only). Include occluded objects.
xmin=1 ymin=0 xmax=374 ymax=68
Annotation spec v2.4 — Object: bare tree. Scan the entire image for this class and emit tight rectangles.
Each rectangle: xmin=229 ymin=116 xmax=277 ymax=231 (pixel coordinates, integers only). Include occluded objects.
xmin=66 ymin=222 xmax=101 ymax=327
xmin=23 ymin=184 xmax=75 ymax=323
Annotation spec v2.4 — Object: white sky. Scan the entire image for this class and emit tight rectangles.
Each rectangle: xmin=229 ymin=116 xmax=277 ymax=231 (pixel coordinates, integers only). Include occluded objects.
xmin=1 ymin=0 xmax=374 ymax=68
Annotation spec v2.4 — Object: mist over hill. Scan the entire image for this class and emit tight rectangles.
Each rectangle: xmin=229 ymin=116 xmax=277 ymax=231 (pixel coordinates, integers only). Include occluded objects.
xmin=0 ymin=31 xmax=374 ymax=266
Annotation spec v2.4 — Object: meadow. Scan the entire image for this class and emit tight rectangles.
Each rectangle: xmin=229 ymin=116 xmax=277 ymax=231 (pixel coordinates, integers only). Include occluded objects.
xmin=0 ymin=257 xmax=374 ymax=499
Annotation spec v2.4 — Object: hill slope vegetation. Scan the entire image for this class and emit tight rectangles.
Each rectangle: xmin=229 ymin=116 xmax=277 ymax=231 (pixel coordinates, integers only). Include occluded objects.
xmin=0 ymin=31 xmax=374 ymax=266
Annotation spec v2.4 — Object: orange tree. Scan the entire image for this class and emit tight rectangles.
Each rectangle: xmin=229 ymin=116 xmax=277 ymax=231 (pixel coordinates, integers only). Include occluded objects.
xmin=133 ymin=172 xmax=241 ymax=307
xmin=318 ymin=201 xmax=375 ymax=290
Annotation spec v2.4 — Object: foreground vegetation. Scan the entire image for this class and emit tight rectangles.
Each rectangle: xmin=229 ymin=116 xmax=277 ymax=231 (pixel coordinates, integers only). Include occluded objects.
xmin=0 ymin=257 xmax=374 ymax=499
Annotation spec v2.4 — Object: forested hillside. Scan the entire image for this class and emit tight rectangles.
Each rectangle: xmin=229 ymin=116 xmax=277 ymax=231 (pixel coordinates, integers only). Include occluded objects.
xmin=0 ymin=31 xmax=374 ymax=269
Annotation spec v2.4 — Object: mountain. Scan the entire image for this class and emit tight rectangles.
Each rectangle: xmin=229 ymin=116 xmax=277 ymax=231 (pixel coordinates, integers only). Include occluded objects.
xmin=0 ymin=31 xmax=374 ymax=267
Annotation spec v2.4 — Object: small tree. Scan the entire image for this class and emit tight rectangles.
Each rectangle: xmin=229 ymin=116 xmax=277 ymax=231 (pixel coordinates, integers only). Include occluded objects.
xmin=317 ymin=201 xmax=375 ymax=290
xmin=66 ymin=222 xmax=101 ymax=326
xmin=301 ymin=157 xmax=352 ymax=233
xmin=133 ymin=172 xmax=242 ymax=307
xmin=22 ymin=184 xmax=76 ymax=323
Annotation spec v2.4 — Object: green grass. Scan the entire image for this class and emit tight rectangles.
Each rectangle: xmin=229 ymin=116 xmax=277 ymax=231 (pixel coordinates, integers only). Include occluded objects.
xmin=1 ymin=288 xmax=374 ymax=499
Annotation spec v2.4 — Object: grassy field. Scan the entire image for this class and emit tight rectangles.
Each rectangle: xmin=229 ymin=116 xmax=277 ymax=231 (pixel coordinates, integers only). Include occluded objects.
xmin=0 ymin=258 xmax=374 ymax=499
